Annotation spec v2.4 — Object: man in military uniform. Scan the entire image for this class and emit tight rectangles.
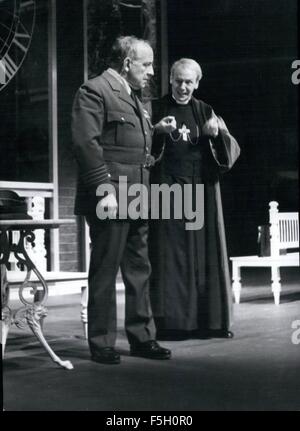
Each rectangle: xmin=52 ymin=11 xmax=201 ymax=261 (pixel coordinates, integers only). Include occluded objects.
xmin=72 ymin=36 xmax=174 ymax=364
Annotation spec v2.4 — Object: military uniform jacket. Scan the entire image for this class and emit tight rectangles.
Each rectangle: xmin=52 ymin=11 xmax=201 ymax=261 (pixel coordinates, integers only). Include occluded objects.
xmin=71 ymin=70 xmax=153 ymax=215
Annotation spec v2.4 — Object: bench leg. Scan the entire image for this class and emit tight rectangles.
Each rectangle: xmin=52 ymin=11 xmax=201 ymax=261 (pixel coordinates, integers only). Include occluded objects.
xmin=2 ymin=306 xmax=12 ymax=357
xmin=81 ymin=285 xmax=88 ymax=339
xmin=232 ymin=262 xmax=242 ymax=304
xmin=271 ymin=266 xmax=281 ymax=305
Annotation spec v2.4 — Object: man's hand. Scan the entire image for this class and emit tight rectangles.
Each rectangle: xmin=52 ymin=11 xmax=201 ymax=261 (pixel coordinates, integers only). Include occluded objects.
xmin=203 ymin=114 xmax=219 ymax=138
xmin=98 ymin=192 xmax=118 ymax=219
xmin=154 ymin=116 xmax=177 ymax=134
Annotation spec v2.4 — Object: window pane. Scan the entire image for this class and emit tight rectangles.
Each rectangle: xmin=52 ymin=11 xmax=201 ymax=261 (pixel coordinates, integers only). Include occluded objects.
xmin=0 ymin=0 xmax=50 ymax=182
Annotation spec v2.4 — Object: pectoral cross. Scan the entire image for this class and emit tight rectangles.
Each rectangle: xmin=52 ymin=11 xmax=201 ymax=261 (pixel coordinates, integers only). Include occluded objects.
xmin=178 ymin=124 xmax=190 ymax=141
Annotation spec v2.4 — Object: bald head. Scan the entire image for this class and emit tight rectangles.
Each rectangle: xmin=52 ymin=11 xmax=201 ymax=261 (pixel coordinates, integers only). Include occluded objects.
xmin=170 ymin=58 xmax=203 ymax=83
xmin=109 ymin=36 xmax=153 ymax=73
xmin=170 ymin=58 xmax=203 ymax=104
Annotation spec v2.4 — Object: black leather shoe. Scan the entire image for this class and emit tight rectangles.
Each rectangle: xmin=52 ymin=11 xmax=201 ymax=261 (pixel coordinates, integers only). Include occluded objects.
xmin=130 ymin=340 xmax=171 ymax=360
xmin=91 ymin=347 xmax=121 ymax=364
xmin=208 ymin=329 xmax=234 ymax=339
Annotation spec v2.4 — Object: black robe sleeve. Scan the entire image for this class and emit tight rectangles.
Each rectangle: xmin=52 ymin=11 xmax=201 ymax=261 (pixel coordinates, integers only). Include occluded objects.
xmin=151 ymin=98 xmax=167 ymax=163
xmin=208 ymin=115 xmax=241 ymax=173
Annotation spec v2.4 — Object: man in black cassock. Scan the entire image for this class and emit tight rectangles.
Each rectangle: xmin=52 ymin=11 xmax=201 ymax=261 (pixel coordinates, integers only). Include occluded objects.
xmin=149 ymin=58 xmax=240 ymax=340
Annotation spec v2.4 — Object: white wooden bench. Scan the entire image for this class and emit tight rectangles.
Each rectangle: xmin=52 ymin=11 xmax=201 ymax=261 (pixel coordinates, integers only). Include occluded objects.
xmin=230 ymin=201 xmax=299 ymax=305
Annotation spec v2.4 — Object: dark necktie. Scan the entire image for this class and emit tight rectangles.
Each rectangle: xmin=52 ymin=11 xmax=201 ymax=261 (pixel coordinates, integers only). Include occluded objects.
xmin=131 ymin=88 xmax=144 ymax=120
xmin=131 ymin=88 xmax=142 ymax=101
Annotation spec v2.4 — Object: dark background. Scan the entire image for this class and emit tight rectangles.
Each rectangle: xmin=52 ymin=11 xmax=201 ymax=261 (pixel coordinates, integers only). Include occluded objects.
xmin=167 ymin=0 xmax=299 ymax=256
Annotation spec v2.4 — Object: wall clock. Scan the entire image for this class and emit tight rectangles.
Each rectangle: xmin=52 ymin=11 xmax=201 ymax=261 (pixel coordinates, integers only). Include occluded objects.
xmin=0 ymin=0 xmax=36 ymax=92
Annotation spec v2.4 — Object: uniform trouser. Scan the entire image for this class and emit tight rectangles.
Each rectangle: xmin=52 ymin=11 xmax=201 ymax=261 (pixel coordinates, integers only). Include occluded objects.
xmin=85 ymin=215 xmax=156 ymax=354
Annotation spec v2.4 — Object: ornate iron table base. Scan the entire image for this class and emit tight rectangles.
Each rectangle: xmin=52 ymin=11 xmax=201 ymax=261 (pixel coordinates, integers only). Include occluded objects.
xmin=1 ymin=220 xmax=74 ymax=370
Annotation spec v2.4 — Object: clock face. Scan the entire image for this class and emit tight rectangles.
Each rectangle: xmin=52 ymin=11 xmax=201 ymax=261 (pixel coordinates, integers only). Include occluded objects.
xmin=0 ymin=0 xmax=36 ymax=91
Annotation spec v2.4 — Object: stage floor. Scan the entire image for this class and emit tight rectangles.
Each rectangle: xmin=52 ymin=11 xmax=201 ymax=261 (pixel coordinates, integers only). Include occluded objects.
xmin=3 ymin=267 xmax=300 ymax=411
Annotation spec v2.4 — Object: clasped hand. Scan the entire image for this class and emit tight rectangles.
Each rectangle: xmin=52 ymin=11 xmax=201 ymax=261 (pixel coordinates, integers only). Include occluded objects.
xmin=154 ymin=116 xmax=177 ymax=134
xmin=203 ymin=114 xmax=219 ymax=138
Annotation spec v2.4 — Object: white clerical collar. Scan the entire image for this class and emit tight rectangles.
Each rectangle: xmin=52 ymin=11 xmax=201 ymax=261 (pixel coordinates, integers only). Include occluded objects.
xmin=172 ymin=94 xmax=191 ymax=105
xmin=107 ymin=68 xmax=132 ymax=95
